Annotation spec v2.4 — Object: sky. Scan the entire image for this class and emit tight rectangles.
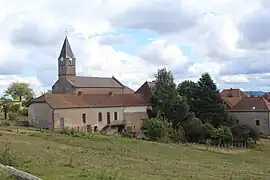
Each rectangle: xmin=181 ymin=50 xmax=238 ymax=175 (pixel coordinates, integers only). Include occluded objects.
xmin=0 ymin=0 xmax=270 ymax=96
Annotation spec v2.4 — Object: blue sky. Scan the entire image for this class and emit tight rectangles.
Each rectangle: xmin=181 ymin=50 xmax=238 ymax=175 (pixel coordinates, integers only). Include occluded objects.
xmin=0 ymin=0 xmax=270 ymax=96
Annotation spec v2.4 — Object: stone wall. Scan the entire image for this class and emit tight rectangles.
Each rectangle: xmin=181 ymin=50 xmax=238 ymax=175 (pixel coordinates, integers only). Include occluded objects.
xmin=0 ymin=163 xmax=43 ymax=180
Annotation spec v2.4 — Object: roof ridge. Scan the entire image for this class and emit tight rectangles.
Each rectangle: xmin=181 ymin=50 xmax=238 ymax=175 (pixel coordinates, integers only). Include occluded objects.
xmin=261 ymin=96 xmax=270 ymax=110
xmin=112 ymin=76 xmax=125 ymax=87
xmin=230 ymin=97 xmax=245 ymax=109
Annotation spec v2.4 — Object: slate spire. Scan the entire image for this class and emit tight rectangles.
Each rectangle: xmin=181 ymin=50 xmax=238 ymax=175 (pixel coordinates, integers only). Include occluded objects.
xmin=58 ymin=36 xmax=75 ymax=59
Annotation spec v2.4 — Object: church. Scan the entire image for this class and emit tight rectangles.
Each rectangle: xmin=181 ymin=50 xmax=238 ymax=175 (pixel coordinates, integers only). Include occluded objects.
xmin=28 ymin=36 xmax=150 ymax=135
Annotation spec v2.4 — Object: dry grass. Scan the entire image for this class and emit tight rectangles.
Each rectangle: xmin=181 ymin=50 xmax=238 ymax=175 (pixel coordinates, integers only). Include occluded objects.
xmin=0 ymin=127 xmax=269 ymax=180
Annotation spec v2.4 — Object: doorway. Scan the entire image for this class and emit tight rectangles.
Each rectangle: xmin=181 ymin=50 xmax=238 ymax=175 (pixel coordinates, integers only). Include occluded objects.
xmin=94 ymin=126 xmax=98 ymax=132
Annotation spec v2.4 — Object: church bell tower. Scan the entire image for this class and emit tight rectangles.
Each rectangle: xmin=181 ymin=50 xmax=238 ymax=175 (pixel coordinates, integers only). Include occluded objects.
xmin=58 ymin=36 xmax=76 ymax=79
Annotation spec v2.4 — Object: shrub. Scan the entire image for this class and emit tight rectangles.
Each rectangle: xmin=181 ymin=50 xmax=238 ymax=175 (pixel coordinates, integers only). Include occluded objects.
xmin=213 ymin=126 xmax=233 ymax=144
xmin=0 ymin=142 xmax=18 ymax=167
xmin=141 ymin=118 xmax=168 ymax=141
xmin=231 ymin=124 xmax=258 ymax=142
xmin=181 ymin=117 xmax=205 ymax=142
xmin=8 ymin=113 xmax=18 ymax=121
xmin=19 ymin=108 xmax=28 ymax=116
xmin=168 ymin=127 xmax=185 ymax=143
xmin=59 ymin=127 xmax=75 ymax=136
xmin=202 ymin=122 xmax=215 ymax=139
xmin=249 ymin=127 xmax=260 ymax=143
xmin=10 ymin=104 xmax=21 ymax=113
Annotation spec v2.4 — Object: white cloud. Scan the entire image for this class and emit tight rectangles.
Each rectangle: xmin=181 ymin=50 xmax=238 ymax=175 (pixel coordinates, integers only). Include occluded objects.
xmin=138 ymin=39 xmax=188 ymax=66
xmin=0 ymin=75 xmax=46 ymax=97
xmin=220 ymin=75 xmax=249 ymax=84
xmin=1 ymin=0 xmax=270 ymax=95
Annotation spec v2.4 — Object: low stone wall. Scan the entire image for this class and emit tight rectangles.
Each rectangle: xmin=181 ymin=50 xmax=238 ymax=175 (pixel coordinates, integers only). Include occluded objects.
xmin=0 ymin=163 xmax=43 ymax=180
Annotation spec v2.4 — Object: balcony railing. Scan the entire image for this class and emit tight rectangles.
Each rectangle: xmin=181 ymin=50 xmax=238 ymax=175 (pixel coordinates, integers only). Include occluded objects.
xmin=109 ymin=119 xmax=126 ymax=126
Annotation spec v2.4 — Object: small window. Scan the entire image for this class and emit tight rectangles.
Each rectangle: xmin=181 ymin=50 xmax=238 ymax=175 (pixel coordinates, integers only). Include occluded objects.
xmin=82 ymin=113 xmax=86 ymax=124
xmin=256 ymin=120 xmax=260 ymax=126
xmin=114 ymin=112 xmax=117 ymax=120
xmin=98 ymin=112 xmax=102 ymax=122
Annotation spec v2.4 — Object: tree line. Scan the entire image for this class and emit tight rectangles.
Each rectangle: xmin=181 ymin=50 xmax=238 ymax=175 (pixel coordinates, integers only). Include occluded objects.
xmin=141 ymin=68 xmax=259 ymax=145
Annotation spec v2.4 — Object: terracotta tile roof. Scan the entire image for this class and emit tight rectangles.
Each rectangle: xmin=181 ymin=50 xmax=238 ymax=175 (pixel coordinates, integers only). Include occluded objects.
xmin=67 ymin=76 xmax=124 ymax=88
xmin=230 ymin=96 xmax=270 ymax=111
xmin=30 ymin=93 xmax=149 ymax=109
xmin=220 ymin=88 xmax=247 ymax=98
xmin=82 ymin=94 xmax=149 ymax=108
xmin=222 ymin=97 xmax=243 ymax=108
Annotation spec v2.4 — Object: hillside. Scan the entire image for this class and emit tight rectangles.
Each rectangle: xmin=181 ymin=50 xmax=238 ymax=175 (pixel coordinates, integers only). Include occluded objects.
xmin=0 ymin=128 xmax=269 ymax=180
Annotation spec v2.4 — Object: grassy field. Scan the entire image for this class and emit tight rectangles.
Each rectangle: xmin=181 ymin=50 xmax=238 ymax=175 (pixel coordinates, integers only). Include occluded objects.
xmin=0 ymin=127 xmax=269 ymax=180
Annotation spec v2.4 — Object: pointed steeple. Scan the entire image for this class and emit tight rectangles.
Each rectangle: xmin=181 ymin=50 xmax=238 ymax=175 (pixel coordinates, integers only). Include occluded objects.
xmin=58 ymin=36 xmax=75 ymax=59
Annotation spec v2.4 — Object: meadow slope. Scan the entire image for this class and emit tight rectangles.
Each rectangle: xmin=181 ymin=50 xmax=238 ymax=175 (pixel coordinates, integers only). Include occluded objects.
xmin=0 ymin=128 xmax=269 ymax=180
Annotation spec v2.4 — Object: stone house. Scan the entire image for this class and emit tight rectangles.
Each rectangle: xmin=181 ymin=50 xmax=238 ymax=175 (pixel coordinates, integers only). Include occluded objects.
xmin=28 ymin=36 xmax=149 ymax=134
xmin=228 ymin=96 xmax=270 ymax=135
xmin=28 ymin=93 xmax=149 ymax=134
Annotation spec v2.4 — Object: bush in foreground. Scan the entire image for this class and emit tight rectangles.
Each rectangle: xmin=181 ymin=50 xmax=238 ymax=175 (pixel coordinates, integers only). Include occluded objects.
xmin=141 ymin=118 xmax=168 ymax=141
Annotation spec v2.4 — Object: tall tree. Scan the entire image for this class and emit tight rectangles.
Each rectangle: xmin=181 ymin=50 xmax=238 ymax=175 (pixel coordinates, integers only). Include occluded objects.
xmin=4 ymin=82 xmax=34 ymax=102
xmin=177 ymin=80 xmax=198 ymax=103
xmin=151 ymin=68 xmax=179 ymax=119
xmin=0 ymin=96 xmax=12 ymax=119
xmin=191 ymin=73 xmax=227 ymax=127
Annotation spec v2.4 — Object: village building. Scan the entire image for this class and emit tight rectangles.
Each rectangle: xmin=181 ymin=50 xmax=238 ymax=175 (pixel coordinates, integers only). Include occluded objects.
xmin=229 ymin=96 xmax=270 ymax=135
xmin=28 ymin=36 xmax=149 ymax=134
xmin=221 ymin=88 xmax=270 ymax=135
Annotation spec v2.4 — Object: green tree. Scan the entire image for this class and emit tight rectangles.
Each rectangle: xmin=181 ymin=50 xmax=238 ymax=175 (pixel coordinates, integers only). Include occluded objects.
xmin=213 ymin=126 xmax=233 ymax=144
xmin=202 ymin=122 xmax=216 ymax=140
xmin=177 ymin=80 xmax=198 ymax=103
xmin=0 ymin=96 xmax=12 ymax=119
xmin=4 ymin=82 xmax=34 ymax=102
xmin=167 ymin=102 xmax=189 ymax=129
xmin=150 ymin=68 xmax=181 ymax=121
xmin=191 ymin=73 xmax=227 ymax=127
xmin=141 ymin=118 xmax=168 ymax=141
xmin=181 ymin=115 xmax=205 ymax=142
